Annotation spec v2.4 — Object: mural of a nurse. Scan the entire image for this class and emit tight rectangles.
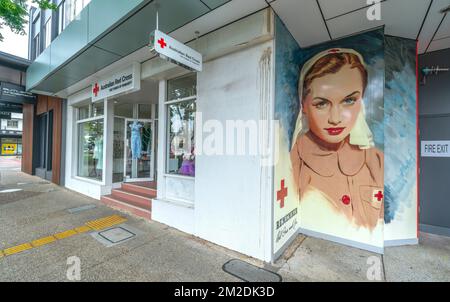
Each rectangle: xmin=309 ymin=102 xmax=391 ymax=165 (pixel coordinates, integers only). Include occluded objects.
xmin=290 ymin=48 xmax=384 ymax=230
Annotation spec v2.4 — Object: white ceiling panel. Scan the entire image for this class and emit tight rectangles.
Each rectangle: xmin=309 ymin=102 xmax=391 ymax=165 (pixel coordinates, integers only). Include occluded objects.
xmin=434 ymin=14 xmax=450 ymax=40
xmin=418 ymin=0 xmax=450 ymax=54
xmin=327 ymin=0 xmax=429 ymax=40
xmin=171 ymin=0 xmax=268 ymax=43
xmin=271 ymin=0 xmax=330 ymax=47
xmin=427 ymin=35 xmax=450 ymax=52
xmin=318 ymin=0 xmax=373 ymax=20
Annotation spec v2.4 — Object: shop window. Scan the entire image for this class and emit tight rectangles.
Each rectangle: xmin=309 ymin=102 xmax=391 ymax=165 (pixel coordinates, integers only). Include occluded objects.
xmin=76 ymin=101 xmax=104 ymax=181
xmin=166 ymin=74 xmax=196 ymax=177
xmin=114 ymin=103 xmax=133 ymax=118
xmin=77 ymin=104 xmax=90 ymax=120
xmin=138 ymin=104 xmax=152 ymax=119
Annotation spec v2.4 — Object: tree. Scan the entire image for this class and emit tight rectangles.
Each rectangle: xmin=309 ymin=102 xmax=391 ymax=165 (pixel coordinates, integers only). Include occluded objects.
xmin=0 ymin=0 xmax=56 ymax=42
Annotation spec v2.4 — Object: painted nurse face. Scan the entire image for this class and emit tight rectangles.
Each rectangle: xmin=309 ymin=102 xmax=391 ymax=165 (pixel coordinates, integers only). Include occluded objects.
xmin=302 ymin=65 xmax=363 ymax=145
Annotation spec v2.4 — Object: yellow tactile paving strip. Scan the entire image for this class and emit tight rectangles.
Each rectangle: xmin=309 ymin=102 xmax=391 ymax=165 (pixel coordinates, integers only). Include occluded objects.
xmin=86 ymin=215 xmax=127 ymax=231
xmin=0 ymin=215 xmax=126 ymax=258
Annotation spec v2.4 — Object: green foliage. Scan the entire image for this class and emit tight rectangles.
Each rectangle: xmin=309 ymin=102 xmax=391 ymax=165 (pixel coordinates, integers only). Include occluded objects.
xmin=0 ymin=0 xmax=56 ymax=42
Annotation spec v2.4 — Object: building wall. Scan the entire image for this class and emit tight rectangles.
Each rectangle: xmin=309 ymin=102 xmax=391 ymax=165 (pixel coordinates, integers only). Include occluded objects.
xmin=151 ymin=9 xmax=275 ymax=262
xmin=21 ymin=95 xmax=63 ymax=184
xmin=193 ymin=40 xmax=274 ymax=262
xmin=384 ymin=36 xmax=418 ymax=244
xmin=22 ymin=103 xmax=34 ymax=174
xmin=418 ymin=48 xmax=450 ymax=237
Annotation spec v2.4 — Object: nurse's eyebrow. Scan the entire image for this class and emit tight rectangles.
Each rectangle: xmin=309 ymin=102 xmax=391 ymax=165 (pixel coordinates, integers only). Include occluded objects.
xmin=343 ymin=91 xmax=360 ymax=98
xmin=312 ymin=97 xmax=330 ymax=102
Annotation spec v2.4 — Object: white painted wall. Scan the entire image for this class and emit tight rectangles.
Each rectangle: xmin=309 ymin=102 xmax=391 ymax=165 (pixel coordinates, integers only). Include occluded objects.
xmin=194 ymin=41 xmax=274 ymax=262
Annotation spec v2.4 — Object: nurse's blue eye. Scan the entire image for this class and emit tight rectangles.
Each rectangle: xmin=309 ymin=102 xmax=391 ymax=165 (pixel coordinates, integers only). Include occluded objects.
xmin=342 ymin=98 xmax=356 ymax=105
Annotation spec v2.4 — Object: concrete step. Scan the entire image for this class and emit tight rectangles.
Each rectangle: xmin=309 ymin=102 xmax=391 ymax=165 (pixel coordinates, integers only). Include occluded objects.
xmin=101 ymin=195 xmax=151 ymax=220
xmin=121 ymin=182 xmax=157 ymax=197
xmin=111 ymin=189 xmax=152 ymax=210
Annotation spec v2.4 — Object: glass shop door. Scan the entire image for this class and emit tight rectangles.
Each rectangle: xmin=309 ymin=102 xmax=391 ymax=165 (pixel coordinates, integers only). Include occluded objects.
xmin=124 ymin=119 xmax=155 ymax=182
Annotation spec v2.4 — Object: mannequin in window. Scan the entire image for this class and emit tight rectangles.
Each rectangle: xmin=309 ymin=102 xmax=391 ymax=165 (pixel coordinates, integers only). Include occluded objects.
xmin=130 ymin=120 xmax=143 ymax=160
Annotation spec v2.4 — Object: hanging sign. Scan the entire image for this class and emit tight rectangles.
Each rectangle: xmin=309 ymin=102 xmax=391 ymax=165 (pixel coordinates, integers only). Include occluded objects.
xmin=91 ymin=63 xmax=141 ymax=102
xmin=150 ymin=30 xmax=202 ymax=72
xmin=421 ymin=140 xmax=450 ymax=157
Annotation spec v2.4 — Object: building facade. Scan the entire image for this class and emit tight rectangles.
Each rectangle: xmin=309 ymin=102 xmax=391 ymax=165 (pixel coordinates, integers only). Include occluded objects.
xmin=25 ymin=0 xmax=427 ymax=262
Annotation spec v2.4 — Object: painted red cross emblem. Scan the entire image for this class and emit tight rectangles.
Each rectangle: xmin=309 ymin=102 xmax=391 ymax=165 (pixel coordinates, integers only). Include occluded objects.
xmin=158 ymin=38 xmax=167 ymax=49
xmin=277 ymin=179 xmax=288 ymax=209
xmin=374 ymin=191 xmax=384 ymax=202
xmin=93 ymin=83 xmax=100 ymax=97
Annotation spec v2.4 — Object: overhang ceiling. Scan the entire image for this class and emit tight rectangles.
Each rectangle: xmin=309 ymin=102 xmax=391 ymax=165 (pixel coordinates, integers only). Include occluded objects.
xmin=269 ymin=0 xmax=450 ymax=53
xmin=30 ymin=0 xmax=450 ymax=96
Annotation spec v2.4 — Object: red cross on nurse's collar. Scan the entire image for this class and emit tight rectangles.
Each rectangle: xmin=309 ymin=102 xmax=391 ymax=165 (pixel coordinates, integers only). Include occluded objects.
xmin=158 ymin=38 xmax=167 ymax=49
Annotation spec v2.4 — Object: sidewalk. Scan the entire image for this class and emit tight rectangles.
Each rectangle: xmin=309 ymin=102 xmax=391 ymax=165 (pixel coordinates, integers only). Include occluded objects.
xmin=0 ymin=169 xmax=449 ymax=282
xmin=0 ymin=156 xmax=21 ymax=171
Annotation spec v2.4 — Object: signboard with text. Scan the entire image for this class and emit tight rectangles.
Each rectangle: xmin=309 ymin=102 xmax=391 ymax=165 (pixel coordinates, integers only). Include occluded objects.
xmin=0 ymin=111 xmax=12 ymax=119
xmin=421 ymin=141 xmax=450 ymax=157
xmin=0 ymin=82 xmax=36 ymax=104
xmin=150 ymin=30 xmax=202 ymax=72
xmin=91 ymin=63 xmax=141 ymax=102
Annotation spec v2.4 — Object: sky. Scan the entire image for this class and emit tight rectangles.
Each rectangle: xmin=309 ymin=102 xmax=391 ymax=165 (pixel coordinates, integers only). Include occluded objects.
xmin=0 ymin=1 xmax=36 ymax=59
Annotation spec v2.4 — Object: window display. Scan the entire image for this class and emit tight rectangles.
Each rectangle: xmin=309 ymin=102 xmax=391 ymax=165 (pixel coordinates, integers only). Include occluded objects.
xmin=77 ymin=119 xmax=104 ymax=181
xmin=166 ymin=74 xmax=196 ymax=177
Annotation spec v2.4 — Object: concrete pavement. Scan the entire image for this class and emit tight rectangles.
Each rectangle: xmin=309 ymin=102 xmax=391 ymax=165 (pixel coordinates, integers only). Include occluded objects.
xmin=0 ymin=168 xmax=449 ymax=282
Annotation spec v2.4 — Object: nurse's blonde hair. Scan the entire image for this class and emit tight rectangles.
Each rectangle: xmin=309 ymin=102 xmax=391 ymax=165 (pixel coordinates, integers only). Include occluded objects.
xmin=292 ymin=48 xmax=375 ymax=150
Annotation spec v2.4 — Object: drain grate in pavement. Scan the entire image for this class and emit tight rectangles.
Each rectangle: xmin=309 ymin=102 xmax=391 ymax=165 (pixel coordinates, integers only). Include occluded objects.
xmin=91 ymin=224 xmax=141 ymax=247
xmin=223 ymin=259 xmax=282 ymax=282
xmin=67 ymin=204 xmax=97 ymax=214
xmin=99 ymin=227 xmax=136 ymax=244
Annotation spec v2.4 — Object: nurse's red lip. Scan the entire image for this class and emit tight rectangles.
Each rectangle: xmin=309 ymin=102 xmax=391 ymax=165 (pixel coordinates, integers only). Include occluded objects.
xmin=325 ymin=127 xmax=346 ymax=135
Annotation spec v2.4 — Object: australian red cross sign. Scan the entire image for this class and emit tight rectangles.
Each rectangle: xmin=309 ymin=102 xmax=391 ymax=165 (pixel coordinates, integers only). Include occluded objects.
xmin=150 ymin=30 xmax=202 ymax=72
xmin=91 ymin=63 xmax=141 ymax=102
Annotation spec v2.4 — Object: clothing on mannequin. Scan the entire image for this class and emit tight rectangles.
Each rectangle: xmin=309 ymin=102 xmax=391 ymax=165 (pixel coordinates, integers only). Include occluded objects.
xmin=130 ymin=121 xmax=143 ymax=159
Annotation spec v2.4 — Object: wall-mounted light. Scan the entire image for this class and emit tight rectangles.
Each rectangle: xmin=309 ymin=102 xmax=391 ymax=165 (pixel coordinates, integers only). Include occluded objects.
xmin=421 ymin=66 xmax=449 ymax=85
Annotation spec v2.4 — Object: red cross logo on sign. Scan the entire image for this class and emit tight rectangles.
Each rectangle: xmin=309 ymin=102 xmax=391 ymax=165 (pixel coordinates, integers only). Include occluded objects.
xmin=277 ymin=179 xmax=288 ymax=209
xmin=158 ymin=38 xmax=167 ymax=49
xmin=93 ymin=83 xmax=100 ymax=97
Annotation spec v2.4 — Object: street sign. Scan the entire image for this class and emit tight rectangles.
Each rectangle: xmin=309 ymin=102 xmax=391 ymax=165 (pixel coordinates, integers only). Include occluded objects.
xmin=150 ymin=30 xmax=202 ymax=72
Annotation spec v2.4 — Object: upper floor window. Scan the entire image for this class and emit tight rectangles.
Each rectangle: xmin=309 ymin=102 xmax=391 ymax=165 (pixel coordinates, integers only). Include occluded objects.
xmin=62 ymin=0 xmax=91 ymax=30
xmin=32 ymin=13 xmax=41 ymax=60
xmin=7 ymin=120 xmax=19 ymax=129
xmin=44 ymin=17 xmax=52 ymax=49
